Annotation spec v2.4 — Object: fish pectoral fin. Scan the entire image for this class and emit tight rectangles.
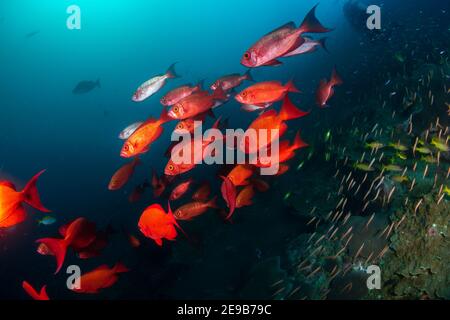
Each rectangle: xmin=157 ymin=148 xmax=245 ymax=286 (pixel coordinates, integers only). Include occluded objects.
xmin=261 ymin=60 xmax=283 ymax=67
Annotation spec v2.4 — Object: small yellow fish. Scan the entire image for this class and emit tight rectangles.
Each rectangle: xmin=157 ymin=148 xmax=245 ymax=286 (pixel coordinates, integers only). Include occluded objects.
xmin=421 ymin=155 xmax=438 ymax=164
xmin=396 ymin=152 xmax=407 ymax=160
xmin=366 ymin=142 xmax=384 ymax=150
xmin=443 ymin=186 xmax=450 ymax=196
xmin=383 ymin=164 xmax=402 ymax=172
xmin=431 ymin=138 xmax=449 ymax=152
xmin=416 ymin=146 xmax=432 ymax=154
xmin=392 ymin=175 xmax=409 ymax=183
xmin=354 ymin=163 xmax=375 ymax=172
xmin=389 ymin=142 xmax=408 ymax=151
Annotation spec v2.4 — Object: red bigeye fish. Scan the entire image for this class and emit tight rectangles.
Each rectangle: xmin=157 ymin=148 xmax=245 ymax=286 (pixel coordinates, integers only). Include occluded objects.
xmin=132 ymin=63 xmax=179 ymax=102
xmin=220 ymin=176 xmax=237 ymax=220
xmin=240 ymin=95 xmax=309 ymax=153
xmin=164 ymin=137 xmax=215 ymax=176
xmin=227 ymin=164 xmax=254 ymax=187
xmin=173 ymin=197 xmax=218 ymax=221
xmin=36 ymin=218 xmax=97 ymax=274
xmin=108 ymin=157 xmax=141 ymax=191
xmin=241 ymin=4 xmax=331 ymax=67
xmin=161 ymin=80 xmax=204 ymax=106
xmin=22 ymin=281 xmax=49 ymax=300
xmin=316 ymin=67 xmax=343 ymax=108
xmin=169 ymin=178 xmax=194 ymax=201
xmin=192 ymin=181 xmax=211 ymax=201
xmin=76 ymin=225 xmax=114 ymax=259
xmin=138 ymin=203 xmax=186 ymax=246
xmin=71 ymin=263 xmax=129 ymax=294
xmin=256 ymin=131 xmax=308 ymax=167
xmin=128 ymin=234 xmax=141 ymax=248
xmin=235 ymin=80 xmax=300 ymax=106
xmin=151 ymin=169 xmax=165 ymax=198
xmin=210 ymin=70 xmax=254 ymax=91
xmin=128 ymin=181 xmax=150 ymax=203
xmin=173 ymin=112 xmax=209 ymax=135
xmin=121 ymin=108 xmax=172 ymax=158
xmin=167 ymin=88 xmax=227 ymax=120
xmin=236 ymin=185 xmax=255 ymax=208
xmin=0 ymin=170 xmax=50 ymax=229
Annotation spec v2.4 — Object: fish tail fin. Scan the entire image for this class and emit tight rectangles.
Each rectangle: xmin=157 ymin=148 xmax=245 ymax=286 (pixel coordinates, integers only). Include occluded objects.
xmin=292 ymin=131 xmax=309 ymax=150
xmin=285 ymin=79 xmax=301 ymax=93
xmin=22 ymin=281 xmax=41 ymax=300
xmin=113 ymin=262 xmax=130 ymax=274
xmin=212 ymin=116 xmax=223 ymax=130
xmin=35 ymin=238 xmax=67 ymax=274
xmin=22 ymin=170 xmax=50 ymax=213
xmin=279 ymin=95 xmax=309 ymax=121
xmin=167 ymin=202 xmax=189 ymax=240
xmin=244 ymin=69 xmax=255 ymax=82
xmin=96 ymin=79 xmax=101 ymax=88
xmin=158 ymin=107 xmax=173 ymax=124
xmin=298 ymin=4 xmax=332 ymax=34
xmin=39 ymin=285 xmax=49 ymax=300
xmin=207 ymin=196 xmax=219 ymax=209
xmin=166 ymin=63 xmax=180 ymax=79
xmin=331 ymin=67 xmax=343 ymax=86
xmin=318 ymin=37 xmax=329 ymax=53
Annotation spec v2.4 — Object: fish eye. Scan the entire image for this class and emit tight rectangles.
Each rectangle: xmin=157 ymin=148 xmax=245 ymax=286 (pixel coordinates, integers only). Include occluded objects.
xmin=244 ymin=52 xmax=250 ymax=59
xmin=242 ymin=92 xmax=247 ymax=97
xmin=124 ymin=145 xmax=129 ymax=151
xmin=177 ymin=124 xmax=183 ymax=129
xmin=174 ymin=106 xmax=179 ymax=112
xmin=168 ymin=165 xmax=174 ymax=171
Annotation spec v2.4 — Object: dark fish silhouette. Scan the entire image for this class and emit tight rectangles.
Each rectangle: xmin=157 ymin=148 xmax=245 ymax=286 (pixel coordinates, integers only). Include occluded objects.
xmin=72 ymin=79 xmax=101 ymax=94
xmin=25 ymin=30 xmax=40 ymax=39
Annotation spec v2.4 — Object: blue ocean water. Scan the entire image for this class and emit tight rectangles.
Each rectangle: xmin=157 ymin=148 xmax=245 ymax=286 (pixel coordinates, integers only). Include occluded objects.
xmin=0 ymin=0 xmax=449 ymax=300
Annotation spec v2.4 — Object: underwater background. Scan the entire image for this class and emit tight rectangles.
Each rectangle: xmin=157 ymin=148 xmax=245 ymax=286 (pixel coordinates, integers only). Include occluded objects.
xmin=0 ymin=0 xmax=449 ymax=299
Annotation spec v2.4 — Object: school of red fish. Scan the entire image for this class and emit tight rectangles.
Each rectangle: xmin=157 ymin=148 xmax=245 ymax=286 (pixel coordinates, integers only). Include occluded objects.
xmin=0 ymin=5 xmax=343 ymax=299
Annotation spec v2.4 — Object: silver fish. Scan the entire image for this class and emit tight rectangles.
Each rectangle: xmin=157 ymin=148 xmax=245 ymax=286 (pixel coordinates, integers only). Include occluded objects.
xmin=132 ymin=63 xmax=179 ymax=102
xmin=119 ymin=121 xmax=144 ymax=140
xmin=283 ymin=37 xmax=328 ymax=57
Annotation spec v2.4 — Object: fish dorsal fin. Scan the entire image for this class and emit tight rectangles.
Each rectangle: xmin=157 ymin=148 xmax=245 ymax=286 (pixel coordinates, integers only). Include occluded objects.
xmin=143 ymin=117 xmax=157 ymax=125
xmin=264 ymin=22 xmax=296 ymax=37
xmin=0 ymin=181 xmax=16 ymax=190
